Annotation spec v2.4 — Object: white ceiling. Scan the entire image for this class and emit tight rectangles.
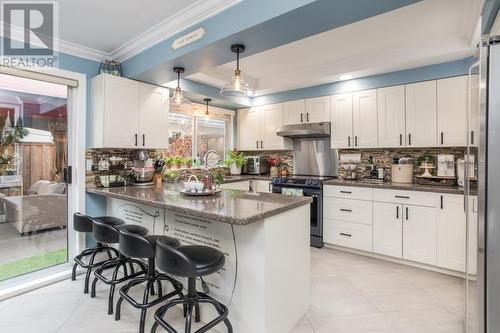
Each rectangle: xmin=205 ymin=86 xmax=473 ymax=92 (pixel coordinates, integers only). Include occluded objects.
xmin=187 ymin=0 xmax=483 ymax=96
xmin=53 ymin=0 xmax=240 ymax=61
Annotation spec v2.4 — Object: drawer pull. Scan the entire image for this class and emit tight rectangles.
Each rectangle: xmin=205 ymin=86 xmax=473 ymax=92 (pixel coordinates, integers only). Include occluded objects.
xmin=396 ymin=206 xmax=399 ymax=219
xmin=340 ymin=191 xmax=352 ymax=194
xmin=395 ymin=195 xmax=410 ymax=199
xmin=440 ymin=195 xmax=443 ymax=209
xmin=340 ymin=233 xmax=352 ymax=237
xmin=406 ymin=207 xmax=409 ymax=220
xmin=340 ymin=208 xmax=352 ymax=212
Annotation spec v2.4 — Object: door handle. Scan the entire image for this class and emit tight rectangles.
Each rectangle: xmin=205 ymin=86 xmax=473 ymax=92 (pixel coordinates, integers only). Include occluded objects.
xmin=268 ymin=182 xmax=271 ymax=192
xmin=340 ymin=208 xmax=352 ymax=212
xmin=440 ymin=195 xmax=443 ymax=209
xmin=440 ymin=132 xmax=444 ymax=145
xmin=348 ymin=136 xmax=351 ymax=147
xmin=400 ymin=134 xmax=402 ymax=146
xmin=135 ymin=134 xmax=138 ymax=146
xmin=405 ymin=207 xmax=409 ymax=220
xmin=396 ymin=206 xmax=399 ymax=219
xmin=408 ymin=133 xmax=412 ymax=146
xmin=260 ymin=140 xmax=263 ymax=149
xmin=300 ymin=113 xmax=303 ymax=123
xmin=355 ymin=136 xmax=358 ymax=147
xmin=63 ymin=166 xmax=72 ymax=184
xmin=471 ymin=131 xmax=474 ymax=145
xmin=142 ymin=134 xmax=145 ymax=146
xmin=306 ymin=113 xmax=309 ymax=122
xmin=340 ymin=233 xmax=352 ymax=237
xmin=256 ymin=141 xmax=259 ymax=149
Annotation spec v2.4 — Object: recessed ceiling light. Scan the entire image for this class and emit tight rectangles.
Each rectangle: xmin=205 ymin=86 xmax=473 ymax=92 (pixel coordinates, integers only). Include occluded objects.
xmin=339 ymin=74 xmax=352 ymax=81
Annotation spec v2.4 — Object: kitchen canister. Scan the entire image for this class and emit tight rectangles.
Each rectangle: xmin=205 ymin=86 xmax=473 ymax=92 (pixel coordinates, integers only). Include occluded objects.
xmin=391 ymin=164 xmax=414 ymax=183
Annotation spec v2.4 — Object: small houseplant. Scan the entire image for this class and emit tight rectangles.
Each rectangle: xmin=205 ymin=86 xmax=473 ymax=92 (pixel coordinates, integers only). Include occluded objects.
xmin=224 ymin=150 xmax=246 ymax=175
xmin=173 ymin=156 xmax=183 ymax=169
xmin=184 ymin=157 xmax=193 ymax=168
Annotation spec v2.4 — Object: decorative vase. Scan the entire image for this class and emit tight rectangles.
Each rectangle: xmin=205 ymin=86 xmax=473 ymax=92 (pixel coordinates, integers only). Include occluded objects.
xmin=270 ymin=166 xmax=278 ymax=177
xmin=229 ymin=162 xmax=242 ymax=175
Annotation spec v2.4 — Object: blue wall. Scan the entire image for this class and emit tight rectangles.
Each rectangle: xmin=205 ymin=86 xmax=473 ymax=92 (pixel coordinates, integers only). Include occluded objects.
xmin=252 ymin=57 xmax=476 ymax=106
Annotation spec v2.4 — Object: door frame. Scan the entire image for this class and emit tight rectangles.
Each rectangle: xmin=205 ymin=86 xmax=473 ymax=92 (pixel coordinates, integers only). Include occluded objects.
xmin=0 ymin=67 xmax=86 ymax=298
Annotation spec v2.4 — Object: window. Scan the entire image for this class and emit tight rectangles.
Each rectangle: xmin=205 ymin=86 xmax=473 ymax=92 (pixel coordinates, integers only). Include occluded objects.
xmin=168 ymin=110 xmax=231 ymax=162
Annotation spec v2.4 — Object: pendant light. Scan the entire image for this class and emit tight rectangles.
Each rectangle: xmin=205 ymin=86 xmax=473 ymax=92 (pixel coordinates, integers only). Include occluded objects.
xmin=220 ymin=44 xmax=253 ymax=97
xmin=169 ymin=67 xmax=192 ymax=111
xmin=204 ymin=98 xmax=211 ymax=121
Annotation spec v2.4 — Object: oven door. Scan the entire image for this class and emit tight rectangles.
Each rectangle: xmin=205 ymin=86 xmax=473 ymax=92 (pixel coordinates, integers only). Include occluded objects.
xmin=272 ymin=185 xmax=323 ymax=248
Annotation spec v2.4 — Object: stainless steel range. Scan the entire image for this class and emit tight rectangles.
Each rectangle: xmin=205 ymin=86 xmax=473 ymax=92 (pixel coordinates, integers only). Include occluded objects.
xmin=275 ymin=122 xmax=337 ymax=248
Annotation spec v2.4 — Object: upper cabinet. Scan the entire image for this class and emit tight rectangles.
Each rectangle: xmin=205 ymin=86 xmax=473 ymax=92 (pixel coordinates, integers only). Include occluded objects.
xmin=437 ymin=76 xmax=468 ymax=147
xmin=352 ymin=89 xmax=378 ymax=148
xmin=377 ymin=85 xmax=406 ymax=148
xmin=237 ymin=103 xmax=292 ymax=151
xmin=91 ymin=74 xmax=169 ymax=149
xmin=305 ymin=96 xmax=331 ymax=123
xmin=283 ymin=99 xmax=306 ymax=125
xmin=331 ymin=90 xmax=377 ymax=149
xmin=405 ymin=80 xmax=437 ymax=147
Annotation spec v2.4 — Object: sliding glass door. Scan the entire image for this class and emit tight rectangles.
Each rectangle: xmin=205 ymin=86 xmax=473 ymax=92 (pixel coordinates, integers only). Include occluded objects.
xmin=0 ymin=73 xmax=69 ymax=283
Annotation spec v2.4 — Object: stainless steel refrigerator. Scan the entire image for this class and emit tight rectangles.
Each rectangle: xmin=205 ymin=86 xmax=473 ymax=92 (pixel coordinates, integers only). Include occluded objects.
xmin=472 ymin=34 xmax=500 ymax=333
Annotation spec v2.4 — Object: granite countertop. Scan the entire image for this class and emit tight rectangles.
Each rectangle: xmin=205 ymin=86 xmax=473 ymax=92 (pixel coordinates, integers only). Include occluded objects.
xmin=222 ymin=174 xmax=273 ymax=183
xmin=87 ymin=184 xmax=312 ymax=225
xmin=323 ymin=178 xmax=477 ymax=195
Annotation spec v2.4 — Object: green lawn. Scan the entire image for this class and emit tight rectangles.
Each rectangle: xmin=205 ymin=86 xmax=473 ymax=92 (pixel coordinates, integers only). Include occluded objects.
xmin=0 ymin=248 xmax=67 ymax=281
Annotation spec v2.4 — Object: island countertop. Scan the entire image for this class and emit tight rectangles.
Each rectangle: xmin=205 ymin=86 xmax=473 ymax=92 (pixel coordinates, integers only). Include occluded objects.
xmin=87 ymin=184 xmax=312 ymax=225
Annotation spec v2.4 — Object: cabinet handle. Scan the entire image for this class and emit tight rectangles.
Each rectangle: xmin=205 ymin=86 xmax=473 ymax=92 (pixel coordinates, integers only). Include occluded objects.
xmin=355 ymin=136 xmax=358 ymax=147
xmin=300 ymin=113 xmax=303 ymax=123
xmin=396 ymin=206 xmax=399 ymax=219
xmin=142 ymin=134 xmax=145 ymax=146
xmin=406 ymin=207 xmax=409 ymax=220
xmin=306 ymin=113 xmax=309 ymax=122
xmin=268 ymin=182 xmax=271 ymax=192
xmin=348 ymin=136 xmax=351 ymax=147
xmin=256 ymin=141 xmax=259 ymax=149
xmin=260 ymin=140 xmax=263 ymax=149
xmin=395 ymin=195 xmax=410 ymax=199
xmin=471 ymin=131 xmax=475 ymax=145
xmin=400 ymin=134 xmax=402 ymax=146
xmin=408 ymin=133 xmax=412 ymax=146
xmin=340 ymin=208 xmax=352 ymax=212
xmin=340 ymin=233 xmax=352 ymax=237
xmin=440 ymin=195 xmax=443 ymax=209
xmin=340 ymin=190 xmax=352 ymax=194
xmin=440 ymin=132 xmax=444 ymax=145
xmin=135 ymin=134 xmax=138 ymax=146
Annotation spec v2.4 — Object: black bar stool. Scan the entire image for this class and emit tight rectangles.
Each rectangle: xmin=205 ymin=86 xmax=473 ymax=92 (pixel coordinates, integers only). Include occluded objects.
xmin=71 ymin=213 xmax=119 ymax=294
xmin=90 ymin=218 xmax=147 ymax=315
xmin=114 ymin=227 xmax=184 ymax=333
xmin=152 ymin=239 xmax=233 ymax=333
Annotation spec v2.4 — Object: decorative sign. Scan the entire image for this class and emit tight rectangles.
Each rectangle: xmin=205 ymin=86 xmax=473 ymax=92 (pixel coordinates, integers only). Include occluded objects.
xmin=171 ymin=27 xmax=206 ymax=50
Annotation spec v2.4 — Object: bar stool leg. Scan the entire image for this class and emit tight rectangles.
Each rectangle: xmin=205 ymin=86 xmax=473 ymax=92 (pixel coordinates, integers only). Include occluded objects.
xmin=84 ymin=250 xmax=99 ymax=294
xmin=71 ymin=261 xmax=78 ymax=281
xmin=185 ymin=303 xmax=194 ymax=333
xmin=108 ymin=262 xmax=122 ymax=315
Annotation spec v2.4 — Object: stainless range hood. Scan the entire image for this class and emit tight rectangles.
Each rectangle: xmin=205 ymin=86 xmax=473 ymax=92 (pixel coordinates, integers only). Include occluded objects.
xmin=276 ymin=122 xmax=331 ymax=139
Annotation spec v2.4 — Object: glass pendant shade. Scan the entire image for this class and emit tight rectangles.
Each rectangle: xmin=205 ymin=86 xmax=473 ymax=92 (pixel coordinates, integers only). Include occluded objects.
xmin=220 ymin=44 xmax=254 ymax=97
xmin=169 ymin=67 xmax=192 ymax=111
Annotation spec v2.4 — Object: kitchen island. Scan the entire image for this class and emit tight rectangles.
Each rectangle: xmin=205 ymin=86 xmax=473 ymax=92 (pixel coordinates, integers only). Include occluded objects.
xmin=87 ymin=184 xmax=312 ymax=333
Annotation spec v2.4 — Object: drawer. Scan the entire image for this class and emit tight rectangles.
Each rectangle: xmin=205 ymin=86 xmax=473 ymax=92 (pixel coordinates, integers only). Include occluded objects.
xmin=324 ymin=219 xmax=373 ymax=252
xmin=324 ymin=197 xmax=373 ymax=225
xmin=323 ymin=185 xmax=373 ymax=201
xmin=373 ymin=189 xmax=437 ymax=207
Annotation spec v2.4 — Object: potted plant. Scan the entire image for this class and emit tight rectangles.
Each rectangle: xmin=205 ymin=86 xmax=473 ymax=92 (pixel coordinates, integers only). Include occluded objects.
xmin=184 ymin=157 xmax=193 ymax=168
xmin=224 ymin=150 xmax=246 ymax=175
xmin=163 ymin=156 xmax=173 ymax=169
xmin=173 ymin=156 xmax=183 ymax=169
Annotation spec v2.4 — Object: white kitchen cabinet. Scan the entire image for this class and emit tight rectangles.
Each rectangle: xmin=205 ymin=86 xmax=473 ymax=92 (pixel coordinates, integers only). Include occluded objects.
xmin=220 ymin=181 xmax=250 ymax=191
xmin=255 ymin=180 xmax=272 ymax=193
xmin=283 ymin=99 xmax=306 ymax=125
xmin=437 ymin=76 xmax=468 ymax=147
xmin=323 ymin=219 xmax=372 ymax=252
xmin=91 ymin=74 xmax=169 ymax=149
xmin=237 ymin=104 xmax=291 ymax=151
xmin=352 ymin=89 xmax=378 ymax=148
xmin=377 ymin=85 xmax=406 ymax=147
xmin=331 ymin=93 xmax=353 ymax=148
xmin=437 ymin=194 xmax=478 ymax=273
xmin=403 ymin=204 xmax=437 ymax=265
xmin=305 ymin=96 xmax=330 ymax=123
xmin=323 ymin=197 xmax=372 ymax=225
xmin=405 ymin=80 xmax=437 ymax=147
xmin=373 ymin=202 xmax=403 ymax=258
xmin=138 ymin=83 xmax=169 ymax=149
xmin=237 ymin=107 xmax=261 ymax=150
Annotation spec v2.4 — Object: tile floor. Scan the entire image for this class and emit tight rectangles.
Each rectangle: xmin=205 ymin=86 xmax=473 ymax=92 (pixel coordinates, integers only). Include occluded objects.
xmin=0 ymin=247 xmax=467 ymax=333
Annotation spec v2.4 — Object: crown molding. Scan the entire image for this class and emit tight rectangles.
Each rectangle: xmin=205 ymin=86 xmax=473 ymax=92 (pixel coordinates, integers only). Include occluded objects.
xmin=58 ymin=39 xmax=109 ymax=62
xmin=110 ymin=0 xmax=242 ymax=62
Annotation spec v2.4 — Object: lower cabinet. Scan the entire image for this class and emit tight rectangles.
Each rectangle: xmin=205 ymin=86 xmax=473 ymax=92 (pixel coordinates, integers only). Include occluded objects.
xmin=402 ymin=205 xmax=437 ymax=266
xmin=373 ymin=202 xmax=402 ymax=258
xmin=220 ymin=181 xmax=250 ymax=191
xmin=324 ymin=219 xmax=372 ymax=252
xmin=255 ymin=180 xmax=272 ymax=193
